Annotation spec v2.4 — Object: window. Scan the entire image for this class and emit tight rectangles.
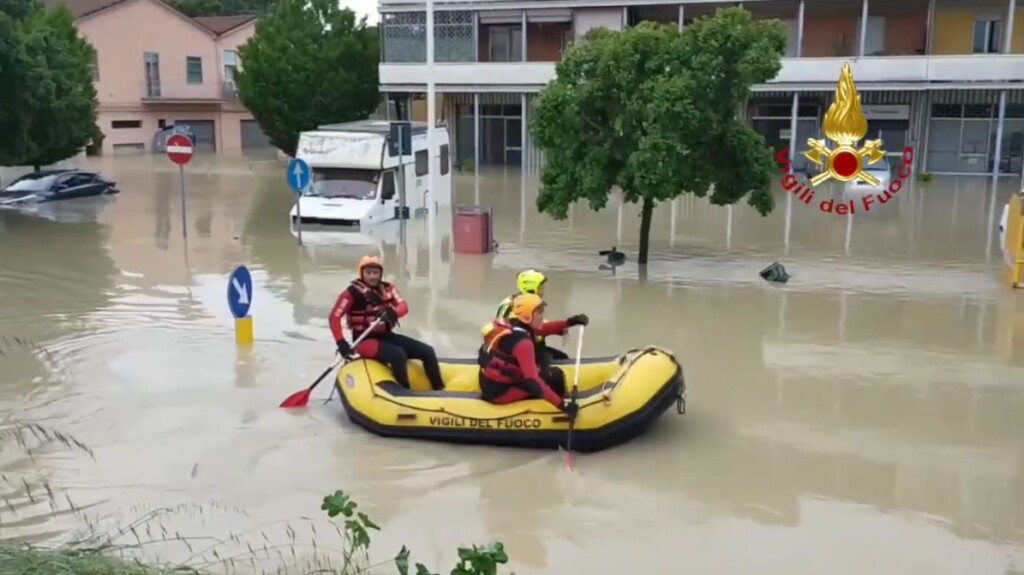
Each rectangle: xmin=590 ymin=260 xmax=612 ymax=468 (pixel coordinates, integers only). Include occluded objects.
xmin=4 ymin=174 xmax=58 ymax=193
xmin=560 ymin=29 xmax=574 ymax=55
xmin=90 ymin=50 xmax=99 ymax=81
xmin=308 ymin=168 xmax=379 ymax=200
xmin=62 ymin=173 xmax=94 ymax=188
xmin=414 ymin=150 xmax=429 ymax=176
xmin=186 ymin=56 xmax=203 ymax=84
xmin=973 ymin=19 xmax=1003 ymax=54
xmin=440 ymin=144 xmax=449 ymax=175
xmin=144 ymin=52 xmax=160 ymax=97
xmin=381 ymin=171 xmax=396 ymax=200
xmin=111 ymin=120 xmax=142 ymax=129
xmin=489 ymin=26 xmax=522 ymax=62
xmin=223 ymin=50 xmax=238 ymax=82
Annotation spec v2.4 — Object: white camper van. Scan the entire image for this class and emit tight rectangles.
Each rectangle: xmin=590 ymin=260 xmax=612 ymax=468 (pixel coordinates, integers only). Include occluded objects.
xmin=289 ymin=120 xmax=452 ymax=227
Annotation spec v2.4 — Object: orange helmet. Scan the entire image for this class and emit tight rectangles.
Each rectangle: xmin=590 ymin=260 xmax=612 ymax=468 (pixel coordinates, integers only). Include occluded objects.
xmin=357 ymin=255 xmax=383 ymax=277
xmin=512 ymin=294 xmax=545 ymax=323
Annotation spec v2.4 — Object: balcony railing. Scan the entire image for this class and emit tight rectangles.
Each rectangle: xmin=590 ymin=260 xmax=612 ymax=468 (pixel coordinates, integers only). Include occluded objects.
xmin=140 ymin=81 xmax=237 ymax=102
xmin=380 ymin=55 xmax=1024 ymax=90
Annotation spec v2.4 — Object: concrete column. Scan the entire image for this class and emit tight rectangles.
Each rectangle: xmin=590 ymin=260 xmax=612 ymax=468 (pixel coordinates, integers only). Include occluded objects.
xmin=925 ymin=0 xmax=936 ymax=54
xmin=796 ymin=0 xmax=805 ymax=57
xmin=472 ymin=12 xmax=479 ymax=61
xmin=1005 ymin=0 xmax=1017 ymax=53
xmin=521 ymin=93 xmax=527 ymax=173
xmin=473 ymin=93 xmax=480 ymax=202
xmin=521 ymin=11 xmax=527 ymax=62
xmin=993 ymin=90 xmax=1007 ymax=176
xmin=623 ymin=6 xmax=628 ymax=27
xmin=678 ymin=5 xmax=684 ymax=31
xmin=858 ymin=0 xmax=869 ymax=56
xmin=788 ymin=92 xmax=801 ymax=167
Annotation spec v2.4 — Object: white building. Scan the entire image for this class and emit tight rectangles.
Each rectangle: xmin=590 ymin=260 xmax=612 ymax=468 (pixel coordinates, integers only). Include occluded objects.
xmin=377 ymin=0 xmax=1024 ymax=178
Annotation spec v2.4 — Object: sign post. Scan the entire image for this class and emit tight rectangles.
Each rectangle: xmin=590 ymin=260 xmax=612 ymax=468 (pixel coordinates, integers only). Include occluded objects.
xmin=166 ymin=134 xmax=193 ymax=239
xmin=286 ymin=158 xmax=311 ymax=246
xmin=389 ymin=121 xmax=412 ymax=219
xmin=228 ymin=265 xmax=254 ymax=345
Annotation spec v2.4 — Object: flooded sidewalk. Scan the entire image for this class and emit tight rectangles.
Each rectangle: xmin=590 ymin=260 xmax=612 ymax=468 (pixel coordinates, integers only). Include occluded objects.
xmin=1 ymin=154 xmax=1023 ymax=574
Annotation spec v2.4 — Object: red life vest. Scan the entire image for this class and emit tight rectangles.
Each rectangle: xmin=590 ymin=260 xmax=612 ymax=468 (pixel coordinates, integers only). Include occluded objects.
xmin=477 ymin=319 xmax=535 ymax=383
xmin=345 ymin=279 xmax=396 ymax=336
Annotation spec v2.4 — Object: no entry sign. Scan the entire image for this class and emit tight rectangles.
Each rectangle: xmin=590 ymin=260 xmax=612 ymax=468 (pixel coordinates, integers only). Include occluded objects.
xmin=166 ymin=134 xmax=193 ymax=166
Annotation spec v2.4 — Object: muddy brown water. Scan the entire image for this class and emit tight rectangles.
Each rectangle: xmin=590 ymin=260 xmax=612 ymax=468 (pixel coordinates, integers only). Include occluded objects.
xmin=1 ymin=154 xmax=1023 ymax=574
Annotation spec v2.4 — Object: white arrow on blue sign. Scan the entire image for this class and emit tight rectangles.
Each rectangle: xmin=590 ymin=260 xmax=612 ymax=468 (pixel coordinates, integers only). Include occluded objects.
xmin=227 ymin=265 xmax=253 ymax=319
xmin=286 ymin=158 xmax=311 ymax=195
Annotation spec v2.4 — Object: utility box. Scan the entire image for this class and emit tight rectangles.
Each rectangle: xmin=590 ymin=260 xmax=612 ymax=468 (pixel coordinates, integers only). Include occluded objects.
xmin=453 ymin=205 xmax=493 ymax=254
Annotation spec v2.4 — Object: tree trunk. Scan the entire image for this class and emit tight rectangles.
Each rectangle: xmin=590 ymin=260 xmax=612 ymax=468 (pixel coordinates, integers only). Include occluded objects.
xmin=638 ymin=197 xmax=655 ymax=265
xmin=33 ymin=165 xmax=41 ymax=172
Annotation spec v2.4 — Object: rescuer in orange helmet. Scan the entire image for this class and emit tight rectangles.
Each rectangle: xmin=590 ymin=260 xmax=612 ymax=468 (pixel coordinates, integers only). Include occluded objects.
xmin=328 ymin=255 xmax=445 ymax=390
xmin=477 ymin=294 xmax=578 ymax=420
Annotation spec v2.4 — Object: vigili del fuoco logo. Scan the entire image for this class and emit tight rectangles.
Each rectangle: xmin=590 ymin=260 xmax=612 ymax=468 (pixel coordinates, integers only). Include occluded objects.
xmin=774 ymin=62 xmax=914 ymax=216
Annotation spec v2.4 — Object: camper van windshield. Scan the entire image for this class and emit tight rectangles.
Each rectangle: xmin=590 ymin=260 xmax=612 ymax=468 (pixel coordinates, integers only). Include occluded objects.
xmin=307 ymin=168 xmax=378 ymax=200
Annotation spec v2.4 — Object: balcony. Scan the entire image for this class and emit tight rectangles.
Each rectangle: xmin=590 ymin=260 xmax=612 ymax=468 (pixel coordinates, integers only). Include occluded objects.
xmin=140 ymin=81 xmax=236 ymax=104
xmin=379 ymin=54 xmax=1024 ymax=92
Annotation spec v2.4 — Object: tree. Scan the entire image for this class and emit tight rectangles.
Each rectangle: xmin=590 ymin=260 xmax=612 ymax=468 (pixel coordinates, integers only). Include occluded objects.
xmin=235 ymin=0 xmax=379 ymax=156
xmin=169 ymin=0 xmax=277 ymax=18
xmin=530 ymin=8 xmax=788 ymax=265
xmin=0 ymin=0 xmax=35 ymax=165
xmin=19 ymin=4 xmax=100 ymax=169
xmin=0 ymin=0 xmax=99 ymax=169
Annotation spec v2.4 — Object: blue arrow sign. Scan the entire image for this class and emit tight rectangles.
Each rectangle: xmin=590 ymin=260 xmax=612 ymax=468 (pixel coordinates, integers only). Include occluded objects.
xmin=227 ymin=265 xmax=253 ymax=319
xmin=286 ymin=157 xmax=311 ymax=195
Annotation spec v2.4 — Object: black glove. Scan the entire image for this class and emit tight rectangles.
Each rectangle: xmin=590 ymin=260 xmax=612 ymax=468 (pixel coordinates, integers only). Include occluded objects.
xmin=562 ymin=400 xmax=580 ymax=422
xmin=378 ymin=306 xmax=399 ymax=328
xmin=566 ymin=314 xmax=589 ymax=327
xmin=336 ymin=339 xmax=354 ymax=359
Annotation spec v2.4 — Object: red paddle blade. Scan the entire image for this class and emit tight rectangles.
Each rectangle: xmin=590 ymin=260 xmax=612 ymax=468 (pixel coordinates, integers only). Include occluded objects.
xmin=279 ymin=389 xmax=312 ymax=408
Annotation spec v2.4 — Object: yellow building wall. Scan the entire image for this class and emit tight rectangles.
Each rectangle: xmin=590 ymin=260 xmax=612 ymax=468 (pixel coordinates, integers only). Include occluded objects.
xmin=931 ymin=9 xmax=1024 ymax=54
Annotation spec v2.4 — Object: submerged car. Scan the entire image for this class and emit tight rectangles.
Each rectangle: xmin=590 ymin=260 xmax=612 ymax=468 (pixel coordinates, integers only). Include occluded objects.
xmin=0 ymin=169 xmax=118 ymax=206
xmin=843 ymin=156 xmax=892 ymax=194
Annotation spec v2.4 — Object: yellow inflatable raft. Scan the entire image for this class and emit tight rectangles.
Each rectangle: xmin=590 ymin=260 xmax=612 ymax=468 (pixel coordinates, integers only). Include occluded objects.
xmin=334 ymin=346 xmax=686 ymax=452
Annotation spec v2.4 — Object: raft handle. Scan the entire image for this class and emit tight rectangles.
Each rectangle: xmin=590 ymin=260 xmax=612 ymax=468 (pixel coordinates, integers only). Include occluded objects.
xmin=676 ymin=392 xmax=686 ymax=415
xmin=396 ymin=413 xmax=417 ymax=422
xmin=552 ymin=415 xmax=570 ymax=424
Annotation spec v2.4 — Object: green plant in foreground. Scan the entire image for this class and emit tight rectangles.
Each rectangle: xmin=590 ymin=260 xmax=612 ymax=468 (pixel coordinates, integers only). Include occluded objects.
xmin=321 ymin=490 xmax=513 ymax=575
xmin=918 ymin=171 xmax=933 ymax=182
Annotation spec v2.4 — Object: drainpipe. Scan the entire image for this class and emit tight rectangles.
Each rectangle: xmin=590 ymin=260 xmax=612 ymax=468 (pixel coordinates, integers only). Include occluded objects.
xmin=858 ymin=0 xmax=869 ymax=56
xmin=788 ymin=0 xmax=805 ymax=169
xmin=925 ymin=0 xmax=935 ymax=54
xmin=1005 ymin=0 xmax=1017 ymax=53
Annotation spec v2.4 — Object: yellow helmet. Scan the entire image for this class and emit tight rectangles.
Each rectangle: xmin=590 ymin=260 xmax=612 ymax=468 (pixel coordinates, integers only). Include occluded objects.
xmin=512 ymin=294 xmax=545 ymax=323
xmin=516 ymin=269 xmax=547 ymax=295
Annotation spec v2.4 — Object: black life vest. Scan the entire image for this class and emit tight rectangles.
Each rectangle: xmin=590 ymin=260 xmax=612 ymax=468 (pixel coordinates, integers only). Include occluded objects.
xmin=345 ymin=279 xmax=396 ymax=336
xmin=477 ymin=319 xmax=535 ymax=383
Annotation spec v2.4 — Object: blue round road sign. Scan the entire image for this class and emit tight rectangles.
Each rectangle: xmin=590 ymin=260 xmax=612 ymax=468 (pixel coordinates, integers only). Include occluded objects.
xmin=227 ymin=265 xmax=253 ymax=319
xmin=286 ymin=158 xmax=311 ymax=195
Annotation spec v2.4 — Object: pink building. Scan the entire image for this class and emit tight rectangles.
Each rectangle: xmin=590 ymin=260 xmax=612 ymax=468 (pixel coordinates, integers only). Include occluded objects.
xmin=46 ymin=0 xmax=273 ymax=155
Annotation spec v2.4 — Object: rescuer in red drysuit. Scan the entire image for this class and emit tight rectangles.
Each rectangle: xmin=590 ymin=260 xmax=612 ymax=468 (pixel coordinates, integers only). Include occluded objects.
xmin=328 ymin=255 xmax=445 ymax=390
xmin=477 ymin=294 xmax=584 ymax=419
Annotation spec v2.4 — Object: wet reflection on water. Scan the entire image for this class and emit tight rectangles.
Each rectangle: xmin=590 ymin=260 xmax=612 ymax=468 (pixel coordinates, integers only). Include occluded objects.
xmin=0 ymin=153 xmax=1022 ymax=574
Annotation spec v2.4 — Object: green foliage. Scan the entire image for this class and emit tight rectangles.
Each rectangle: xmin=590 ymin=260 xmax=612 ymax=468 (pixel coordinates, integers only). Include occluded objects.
xmin=0 ymin=0 xmax=99 ymax=168
xmin=530 ymin=8 xmax=788 ymax=264
xmin=169 ymin=0 xmax=276 ymax=17
xmin=918 ymin=171 xmax=933 ymax=182
xmin=322 ymin=489 xmax=514 ymax=575
xmin=235 ymin=0 xmax=379 ymax=155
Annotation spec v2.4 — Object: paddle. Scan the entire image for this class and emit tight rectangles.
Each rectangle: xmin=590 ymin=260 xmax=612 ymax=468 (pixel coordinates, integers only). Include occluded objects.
xmin=563 ymin=325 xmax=585 ymax=470
xmin=279 ymin=318 xmax=384 ymax=408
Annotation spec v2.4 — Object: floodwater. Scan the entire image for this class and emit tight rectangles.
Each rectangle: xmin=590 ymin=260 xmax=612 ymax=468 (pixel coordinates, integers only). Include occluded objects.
xmin=1 ymin=153 xmax=1024 ymax=574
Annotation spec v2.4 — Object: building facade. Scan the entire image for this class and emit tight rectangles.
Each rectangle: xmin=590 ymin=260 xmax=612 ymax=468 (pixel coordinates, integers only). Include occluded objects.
xmin=48 ymin=0 xmax=274 ymax=155
xmin=377 ymin=0 xmax=1024 ymax=178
